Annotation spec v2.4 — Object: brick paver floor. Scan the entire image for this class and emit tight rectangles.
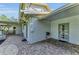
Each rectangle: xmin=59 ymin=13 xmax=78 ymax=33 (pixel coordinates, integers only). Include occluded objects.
xmin=0 ymin=35 xmax=79 ymax=55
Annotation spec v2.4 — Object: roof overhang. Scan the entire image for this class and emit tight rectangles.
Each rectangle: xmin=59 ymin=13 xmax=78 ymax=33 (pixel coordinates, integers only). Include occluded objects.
xmin=39 ymin=3 xmax=79 ymax=21
xmin=0 ymin=21 xmax=19 ymax=24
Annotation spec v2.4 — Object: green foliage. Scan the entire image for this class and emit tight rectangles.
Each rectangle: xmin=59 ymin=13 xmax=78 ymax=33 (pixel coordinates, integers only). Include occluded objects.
xmin=0 ymin=15 xmax=10 ymax=21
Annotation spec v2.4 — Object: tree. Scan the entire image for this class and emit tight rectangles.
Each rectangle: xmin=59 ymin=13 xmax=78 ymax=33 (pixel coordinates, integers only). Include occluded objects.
xmin=0 ymin=15 xmax=9 ymax=21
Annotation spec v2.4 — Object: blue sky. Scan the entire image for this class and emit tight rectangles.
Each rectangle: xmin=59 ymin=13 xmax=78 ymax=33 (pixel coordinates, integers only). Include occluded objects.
xmin=0 ymin=3 xmax=65 ymax=19
xmin=0 ymin=3 xmax=19 ymax=19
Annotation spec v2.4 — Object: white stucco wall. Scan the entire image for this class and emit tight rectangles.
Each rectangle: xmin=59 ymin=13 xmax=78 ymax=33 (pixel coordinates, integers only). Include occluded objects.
xmin=51 ymin=15 xmax=79 ymax=45
xmin=22 ymin=25 xmax=27 ymax=39
xmin=8 ymin=27 xmax=13 ymax=34
xmin=16 ymin=25 xmax=22 ymax=35
xmin=27 ymin=17 xmax=51 ymax=44
xmin=8 ymin=25 xmax=22 ymax=35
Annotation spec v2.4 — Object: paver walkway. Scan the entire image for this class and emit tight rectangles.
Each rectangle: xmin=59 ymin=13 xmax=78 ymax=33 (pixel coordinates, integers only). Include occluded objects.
xmin=0 ymin=35 xmax=79 ymax=55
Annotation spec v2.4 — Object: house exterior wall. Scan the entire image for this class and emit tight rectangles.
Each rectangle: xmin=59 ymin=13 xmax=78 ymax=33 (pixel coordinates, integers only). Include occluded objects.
xmin=21 ymin=4 xmax=79 ymax=45
xmin=22 ymin=25 xmax=27 ymax=39
xmin=8 ymin=25 xmax=22 ymax=35
xmin=27 ymin=17 xmax=51 ymax=44
xmin=51 ymin=15 xmax=79 ymax=45
xmin=51 ymin=5 xmax=79 ymax=45
xmin=15 ymin=25 xmax=22 ymax=35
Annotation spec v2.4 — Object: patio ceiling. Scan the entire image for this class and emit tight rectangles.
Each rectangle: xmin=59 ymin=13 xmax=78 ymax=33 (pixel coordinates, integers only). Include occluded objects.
xmin=19 ymin=3 xmax=51 ymax=24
